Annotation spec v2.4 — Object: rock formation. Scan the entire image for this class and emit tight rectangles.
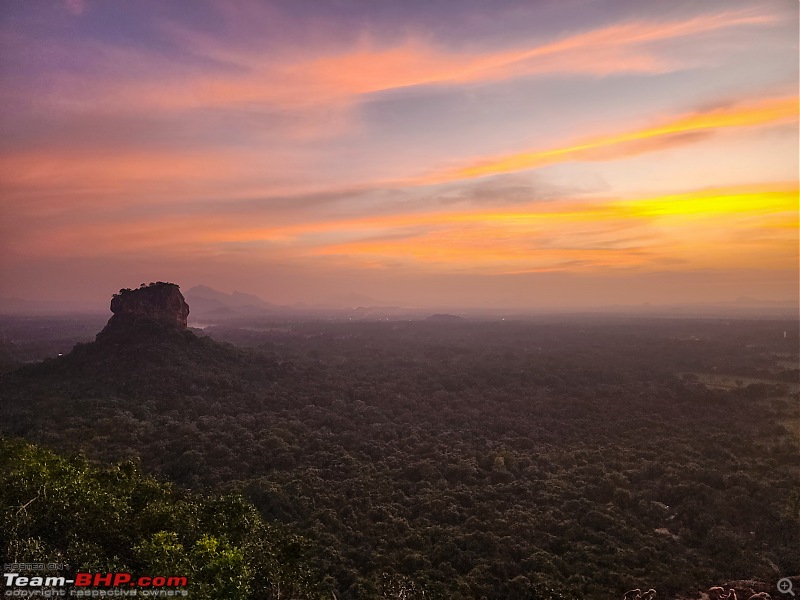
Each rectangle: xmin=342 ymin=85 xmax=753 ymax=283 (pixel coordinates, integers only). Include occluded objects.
xmin=102 ymin=282 xmax=190 ymax=334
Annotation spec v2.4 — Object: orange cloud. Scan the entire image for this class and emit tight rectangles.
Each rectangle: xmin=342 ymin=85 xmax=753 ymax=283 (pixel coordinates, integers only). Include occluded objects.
xmin=431 ymin=96 xmax=798 ymax=181
xmin=0 ymin=151 xmax=238 ymax=190
xmin=12 ymin=183 xmax=794 ymax=279
xmin=294 ymin=184 xmax=799 ymax=272
xmin=0 ymin=146 xmax=317 ymax=216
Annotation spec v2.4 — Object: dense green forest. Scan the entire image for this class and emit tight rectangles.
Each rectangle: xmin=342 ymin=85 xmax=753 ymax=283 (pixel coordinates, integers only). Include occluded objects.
xmin=1 ymin=315 xmax=798 ymax=598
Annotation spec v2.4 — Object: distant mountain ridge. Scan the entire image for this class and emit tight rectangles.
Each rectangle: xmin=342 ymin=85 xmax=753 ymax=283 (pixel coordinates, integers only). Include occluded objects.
xmin=185 ymin=285 xmax=277 ymax=319
xmin=184 ymin=285 xmax=400 ymax=320
xmin=187 ymin=285 xmax=275 ymax=309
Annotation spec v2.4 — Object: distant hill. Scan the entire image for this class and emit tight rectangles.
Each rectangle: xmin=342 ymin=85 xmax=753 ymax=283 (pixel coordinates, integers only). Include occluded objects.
xmin=425 ymin=313 xmax=465 ymax=322
xmin=198 ymin=305 xmax=241 ymax=318
xmin=185 ymin=285 xmax=277 ymax=320
xmin=185 ymin=285 xmax=407 ymax=320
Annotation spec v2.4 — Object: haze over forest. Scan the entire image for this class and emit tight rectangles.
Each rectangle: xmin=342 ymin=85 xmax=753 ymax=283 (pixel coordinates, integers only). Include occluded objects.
xmin=1 ymin=0 xmax=798 ymax=310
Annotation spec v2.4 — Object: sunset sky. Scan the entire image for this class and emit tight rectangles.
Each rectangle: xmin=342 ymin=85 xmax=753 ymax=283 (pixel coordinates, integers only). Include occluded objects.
xmin=1 ymin=0 xmax=797 ymax=309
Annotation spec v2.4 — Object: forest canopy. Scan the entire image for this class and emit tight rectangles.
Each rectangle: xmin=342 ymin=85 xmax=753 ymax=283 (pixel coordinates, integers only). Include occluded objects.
xmin=1 ymin=316 xmax=798 ymax=598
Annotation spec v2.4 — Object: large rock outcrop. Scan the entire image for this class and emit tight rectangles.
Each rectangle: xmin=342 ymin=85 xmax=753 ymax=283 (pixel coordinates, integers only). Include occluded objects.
xmin=103 ymin=282 xmax=190 ymax=334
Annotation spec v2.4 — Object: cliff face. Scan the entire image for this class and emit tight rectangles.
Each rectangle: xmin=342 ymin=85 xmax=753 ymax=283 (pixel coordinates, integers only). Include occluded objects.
xmin=106 ymin=283 xmax=190 ymax=330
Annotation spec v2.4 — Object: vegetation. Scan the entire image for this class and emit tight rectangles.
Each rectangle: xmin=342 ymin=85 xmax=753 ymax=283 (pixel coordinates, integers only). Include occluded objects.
xmin=0 ymin=436 xmax=328 ymax=599
xmin=113 ymin=281 xmax=179 ymax=298
xmin=0 ymin=316 xmax=798 ymax=598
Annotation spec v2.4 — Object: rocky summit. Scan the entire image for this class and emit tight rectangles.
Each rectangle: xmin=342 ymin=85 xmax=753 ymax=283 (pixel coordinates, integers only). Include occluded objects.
xmin=104 ymin=282 xmax=190 ymax=332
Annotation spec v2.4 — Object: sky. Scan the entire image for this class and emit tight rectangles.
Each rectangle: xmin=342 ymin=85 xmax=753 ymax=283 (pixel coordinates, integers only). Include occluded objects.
xmin=0 ymin=0 xmax=797 ymax=310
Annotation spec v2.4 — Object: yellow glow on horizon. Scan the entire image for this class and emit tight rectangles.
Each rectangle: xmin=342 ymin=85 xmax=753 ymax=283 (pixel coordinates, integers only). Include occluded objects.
xmin=18 ymin=184 xmax=797 ymax=279
xmin=296 ymin=185 xmax=799 ymax=272
xmin=618 ymin=187 xmax=798 ymax=218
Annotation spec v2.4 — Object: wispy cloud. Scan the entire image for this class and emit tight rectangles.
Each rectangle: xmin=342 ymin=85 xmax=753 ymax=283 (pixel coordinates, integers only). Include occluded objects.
xmin=16 ymin=7 xmax=775 ymax=116
xmin=221 ymin=8 xmax=772 ymax=103
xmin=424 ymin=96 xmax=798 ymax=182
